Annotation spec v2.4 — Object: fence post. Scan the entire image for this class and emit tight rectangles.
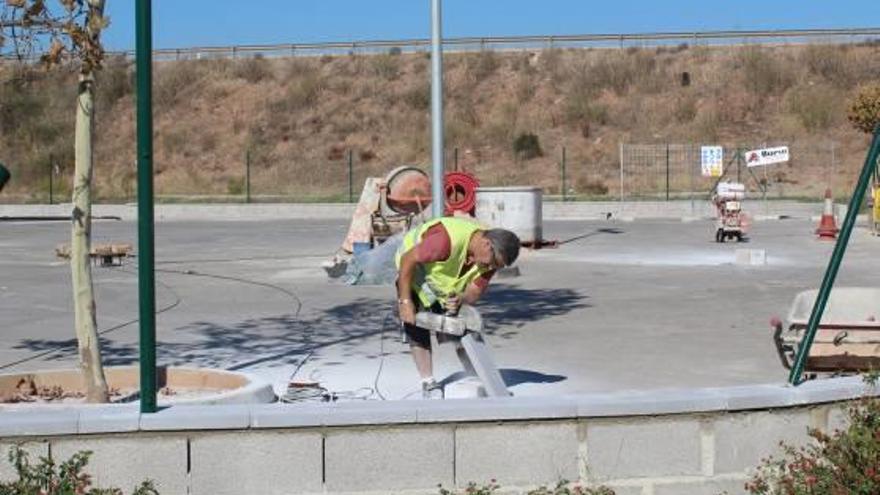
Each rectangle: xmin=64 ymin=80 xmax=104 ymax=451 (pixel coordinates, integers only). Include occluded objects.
xmin=454 ymin=147 xmax=458 ymax=172
xmin=348 ymin=149 xmax=354 ymax=203
xmin=48 ymin=154 xmax=54 ymax=205
xmin=618 ymin=143 xmax=624 ymax=210
xmin=245 ymin=149 xmax=251 ymax=203
xmin=561 ymin=146 xmax=567 ymax=202
xmin=665 ymin=143 xmax=670 ymax=201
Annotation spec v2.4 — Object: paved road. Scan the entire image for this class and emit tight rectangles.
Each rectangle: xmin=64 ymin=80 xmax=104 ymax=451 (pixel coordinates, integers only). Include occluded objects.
xmin=1 ymin=217 xmax=877 ymax=400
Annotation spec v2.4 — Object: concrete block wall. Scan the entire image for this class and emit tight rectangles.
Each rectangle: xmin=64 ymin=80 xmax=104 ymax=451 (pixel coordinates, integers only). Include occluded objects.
xmin=0 ymin=377 xmax=873 ymax=494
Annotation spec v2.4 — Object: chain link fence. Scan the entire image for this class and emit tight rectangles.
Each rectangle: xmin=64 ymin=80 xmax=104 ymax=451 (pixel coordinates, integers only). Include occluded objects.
xmin=0 ymin=142 xmax=845 ymax=205
xmin=617 ymin=142 xmax=840 ymax=202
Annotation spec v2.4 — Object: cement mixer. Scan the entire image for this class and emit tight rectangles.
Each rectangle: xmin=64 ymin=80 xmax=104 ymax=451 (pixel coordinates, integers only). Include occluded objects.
xmin=323 ymin=166 xmax=432 ymax=277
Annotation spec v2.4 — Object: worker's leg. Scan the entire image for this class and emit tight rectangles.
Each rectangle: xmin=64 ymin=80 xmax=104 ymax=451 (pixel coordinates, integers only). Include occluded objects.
xmin=404 ymin=322 xmax=433 ymax=379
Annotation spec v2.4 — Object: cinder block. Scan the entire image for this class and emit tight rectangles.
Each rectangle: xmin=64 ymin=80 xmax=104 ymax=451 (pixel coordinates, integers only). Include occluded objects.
xmin=601 ymin=484 xmax=645 ymax=495
xmin=0 ymin=441 xmax=48 ymax=482
xmin=456 ymin=421 xmax=579 ymax=487
xmin=52 ymin=435 xmax=187 ymax=494
xmin=325 ymin=426 xmax=453 ymax=491
xmin=139 ymin=404 xmax=250 ymax=431
xmin=322 ymin=400 xmax=418 ymax=426
xmin=790 ymin=375 xmax=869 ymax=405
xmin=416 ymin=396 xmax=577 ymax=423
xmin=586 ymin=418 xmax=702 ymax=480
xmin=722 ymin=384 xmax=797 ymax=411
xmin=653 ymin=477 xmax=749 ymax=495
xmin=827 ymin=404 xmax=851 ymax=434
xmin=0 ymin=410 xmax=78 ymax=437
xmin=78 ymin=406 xmax=139 ymax=434
xmin=250 ymin=403 xmax=326 ymax=428
xmin=714 ymin=410 xmax=812 ymax=473
xmin=190 ymin=431 xmax=322 ymax=495
xmin=576 ymin=388 xmax=726 ymax=417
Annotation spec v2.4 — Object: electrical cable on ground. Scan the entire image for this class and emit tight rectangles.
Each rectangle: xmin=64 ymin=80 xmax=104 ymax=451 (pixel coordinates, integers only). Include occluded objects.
xmin=0 ymin=263 xmax=182 ymax=371
xmin=6 ymin=253 xmax=400 ymax=403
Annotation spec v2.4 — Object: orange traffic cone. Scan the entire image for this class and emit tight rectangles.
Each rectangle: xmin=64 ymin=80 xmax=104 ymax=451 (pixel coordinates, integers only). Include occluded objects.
xmin=816 ymin=188 xmax=839 ymax=240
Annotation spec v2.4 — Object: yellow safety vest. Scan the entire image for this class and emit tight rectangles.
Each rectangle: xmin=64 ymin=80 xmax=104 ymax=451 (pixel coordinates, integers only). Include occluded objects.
xmin=396 ymin=217 xmax=490 ymax=307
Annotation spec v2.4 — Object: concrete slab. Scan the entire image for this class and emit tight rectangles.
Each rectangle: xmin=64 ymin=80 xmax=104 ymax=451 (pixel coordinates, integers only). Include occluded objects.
xmin=2 ymin=217 xmax=878 ymax=403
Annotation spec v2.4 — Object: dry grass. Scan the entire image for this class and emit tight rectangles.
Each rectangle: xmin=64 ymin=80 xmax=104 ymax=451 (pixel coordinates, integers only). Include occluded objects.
xmin=1 ymin=43 xmax=878 ymax=201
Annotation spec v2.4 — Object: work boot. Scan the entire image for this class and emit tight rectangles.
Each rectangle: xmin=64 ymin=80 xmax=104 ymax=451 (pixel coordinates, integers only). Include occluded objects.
xmin=421 ymin=378 xmax=444 ymax=400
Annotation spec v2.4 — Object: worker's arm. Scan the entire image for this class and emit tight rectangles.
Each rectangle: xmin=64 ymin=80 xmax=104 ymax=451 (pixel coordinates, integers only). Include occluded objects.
xmin=397 ymin=248 xmax=419 ymax=325
xmin=447 ymin=280 xmax=488 ymax=315
xmin=462 ymin=280 xmax=487 ymax=305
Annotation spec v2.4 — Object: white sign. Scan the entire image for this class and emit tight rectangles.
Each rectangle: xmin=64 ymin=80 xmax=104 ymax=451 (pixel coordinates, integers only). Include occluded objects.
xmin=701 ymin=146 xmax=724 ymax=177
xmin=745 ymin=146 xmax=789 ymax=167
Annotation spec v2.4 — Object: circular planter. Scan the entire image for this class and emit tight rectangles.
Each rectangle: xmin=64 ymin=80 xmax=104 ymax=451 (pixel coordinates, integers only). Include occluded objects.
xmin=0 ymin=366 xmax=276 ymax=407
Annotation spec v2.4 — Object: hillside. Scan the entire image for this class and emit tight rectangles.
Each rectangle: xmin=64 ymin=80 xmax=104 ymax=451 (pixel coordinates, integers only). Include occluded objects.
xmin=1 ymin=41 xmax=879 ymax=202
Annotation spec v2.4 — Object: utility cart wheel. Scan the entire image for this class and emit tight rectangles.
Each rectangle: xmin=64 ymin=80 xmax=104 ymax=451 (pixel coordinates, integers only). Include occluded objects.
xmin=715 ymin=229 xmax=724 ymax=243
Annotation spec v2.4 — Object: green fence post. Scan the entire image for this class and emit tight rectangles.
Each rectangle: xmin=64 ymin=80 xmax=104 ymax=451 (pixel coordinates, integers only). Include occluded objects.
xmin=0 ymin=162 xmax=10 ymax=193
xmin=788 ymin=126 xmax=880 ymax=385
xmin=245 ymin=149 xmax=251 ymax=204
xmin=665 ymin=143 xmax=670 ymax=201
xmin=561 ymin=146 xmax=567 ymax=202
xmin=48 ymin=154 xmax=54 ymax=205
xmin=135 ymin=0 xmax=157 ymax=414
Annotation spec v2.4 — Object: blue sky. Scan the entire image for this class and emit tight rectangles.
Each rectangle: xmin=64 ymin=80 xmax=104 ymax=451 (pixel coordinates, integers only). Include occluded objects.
xmin=102 ymin=1 xmax=879 ymax=51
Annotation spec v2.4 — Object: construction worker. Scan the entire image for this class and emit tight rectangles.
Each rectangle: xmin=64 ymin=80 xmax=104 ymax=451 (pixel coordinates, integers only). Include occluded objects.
xmin=395 ymin=217 xmax=520 ymax=398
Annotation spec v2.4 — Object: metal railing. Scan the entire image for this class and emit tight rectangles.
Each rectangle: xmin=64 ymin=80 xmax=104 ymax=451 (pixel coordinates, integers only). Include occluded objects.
xmin=108 ymin=27 xmax=880 ymax=61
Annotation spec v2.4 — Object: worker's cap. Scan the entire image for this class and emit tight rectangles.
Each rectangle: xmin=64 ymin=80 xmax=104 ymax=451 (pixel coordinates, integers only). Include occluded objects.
xmin=485 ymin=229 xmax=520 ymax=267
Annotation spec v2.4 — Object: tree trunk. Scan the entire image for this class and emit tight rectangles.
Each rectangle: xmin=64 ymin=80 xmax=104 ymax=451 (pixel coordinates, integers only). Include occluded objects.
xmin=71 ymin=69 xmax=108 ymax=403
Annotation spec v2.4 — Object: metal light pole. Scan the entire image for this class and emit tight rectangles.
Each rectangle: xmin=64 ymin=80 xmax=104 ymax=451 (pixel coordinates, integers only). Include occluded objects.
xmin=135 ymin=0 xmax=157 ymax=413
xmin=430 ymin=0 xmax=445 ymax=218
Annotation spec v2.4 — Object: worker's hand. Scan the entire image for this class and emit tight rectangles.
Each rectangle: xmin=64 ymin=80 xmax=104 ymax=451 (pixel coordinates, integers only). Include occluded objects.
xmin=445 ymin=294 xmax=461 ymax=316
xmin=398 ymin=298 xmax=416 ymax=325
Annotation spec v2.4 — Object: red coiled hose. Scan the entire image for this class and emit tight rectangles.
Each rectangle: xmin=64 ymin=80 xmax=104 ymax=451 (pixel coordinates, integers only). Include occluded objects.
xmin=444 ymin=171 xmax=480 ymax=216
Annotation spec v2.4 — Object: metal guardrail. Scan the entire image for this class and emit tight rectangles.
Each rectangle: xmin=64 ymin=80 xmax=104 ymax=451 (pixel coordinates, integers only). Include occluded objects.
xmin=109 ymin=27 xmax=880 ymax=61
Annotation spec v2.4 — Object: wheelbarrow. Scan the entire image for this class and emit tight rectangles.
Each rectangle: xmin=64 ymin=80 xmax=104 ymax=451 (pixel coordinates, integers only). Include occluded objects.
xmin=772 ymin=287 xmax=880 ymax=372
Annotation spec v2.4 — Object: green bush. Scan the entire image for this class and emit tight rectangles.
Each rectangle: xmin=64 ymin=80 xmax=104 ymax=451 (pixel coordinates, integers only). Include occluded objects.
xmin=154 ymin=61 xmax=203 ymax=109
xmin=0 ymin=446 xmax=158 ymax=495
xmin=439 ymin=480 xmax=615 ymax=495
xmin=232 ymin=55 xmax=274 ymax=84
xmin=801 ymin=44 xmax=854 ymax=88
xmin=402 ymin=82 xmax=431 ymax=111
xmin=736 ymin=47 xmax=794 ymax=96
xmin=743 ymin=376 xmax=880 ymax=495
xmin=783 ymin=83 xmax=839 ymax=132
xmin=847 ymin=83 xmax=880 ymax=134
xmin=370 ymin=53 xmax=400 ymax=80
xmin=227 ymin=177 xmax=245 ymax=195
xmin=513 ymin=132 xmax=543 ymax=160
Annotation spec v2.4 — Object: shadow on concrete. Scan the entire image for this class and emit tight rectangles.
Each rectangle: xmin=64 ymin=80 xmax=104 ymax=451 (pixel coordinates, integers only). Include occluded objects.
xmin=439 ymin=368 xmax=567 ymax=388
xmin=13 ymin=286 xmax=589 ymax=370
xmin=478 ymin=284 xmax=591 ymax=337
xmin=13 ymin=297 xmax=398 ymax=371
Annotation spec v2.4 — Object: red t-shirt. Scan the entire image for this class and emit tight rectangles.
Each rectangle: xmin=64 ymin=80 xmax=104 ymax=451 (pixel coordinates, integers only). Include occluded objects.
xmin=414 ymin=223 xmax=494 ymax=289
